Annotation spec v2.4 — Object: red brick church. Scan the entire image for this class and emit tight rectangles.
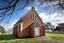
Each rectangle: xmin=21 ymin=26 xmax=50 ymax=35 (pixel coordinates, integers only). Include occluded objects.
xmin=13 ymin=7 xmax=45 ymax=37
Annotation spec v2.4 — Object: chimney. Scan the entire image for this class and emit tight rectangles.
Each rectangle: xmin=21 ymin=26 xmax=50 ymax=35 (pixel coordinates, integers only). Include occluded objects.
xmin=32 ymin=6 xmax=35 ymax=11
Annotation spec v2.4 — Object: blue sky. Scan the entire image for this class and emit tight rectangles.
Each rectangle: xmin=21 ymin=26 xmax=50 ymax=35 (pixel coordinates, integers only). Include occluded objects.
xmin=0 ymin=0 xmax=64 ymax=30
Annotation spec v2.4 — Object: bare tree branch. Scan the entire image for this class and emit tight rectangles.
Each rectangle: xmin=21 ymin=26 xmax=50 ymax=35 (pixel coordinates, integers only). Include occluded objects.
xmin=0 ymin=0 xmax=64 ymax=24
xmin=0 ymin=0 xmax=18 ymax=10
xmin=3 ymin=0 xmax=11 ymax=4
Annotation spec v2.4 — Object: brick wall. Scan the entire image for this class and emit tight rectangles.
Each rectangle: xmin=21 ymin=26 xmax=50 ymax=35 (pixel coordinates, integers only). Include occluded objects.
xmin=13 ymin=7 xmax=45 ymax=37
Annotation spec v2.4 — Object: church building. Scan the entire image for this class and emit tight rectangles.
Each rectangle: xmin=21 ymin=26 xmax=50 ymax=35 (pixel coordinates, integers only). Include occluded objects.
xmin=13 ymin=7 xmax=45 ymax=37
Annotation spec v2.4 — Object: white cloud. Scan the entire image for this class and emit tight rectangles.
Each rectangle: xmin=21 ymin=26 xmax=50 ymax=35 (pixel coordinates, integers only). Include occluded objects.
xmin=36 ymin=2 xmax=40 ymax=5
xmin=34 ymin=0 xmax=38 ymax=4
xmin=0 ymin=19 xmax=18 ymax=31
xmin=33 ymin=0 xmax=40 ymax=6
xmin=26 ymin=7 xmax=31 ymax=10
xmin=39 ymin=12 xmax=64 ymax=26
xmin=39 ymin=13 xmax=50 ymax=22
xmin=6 ymin=19 xmax=17 ymax=29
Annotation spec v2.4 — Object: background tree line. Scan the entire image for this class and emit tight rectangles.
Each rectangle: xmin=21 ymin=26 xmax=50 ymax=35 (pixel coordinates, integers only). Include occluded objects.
xmin=44 ymin=22 xmax=64 ymax=32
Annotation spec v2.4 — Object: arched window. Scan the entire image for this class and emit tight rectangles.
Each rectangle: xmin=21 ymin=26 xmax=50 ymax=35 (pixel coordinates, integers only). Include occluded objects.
xmin=31 ymin=13 xmax=36 ymax=20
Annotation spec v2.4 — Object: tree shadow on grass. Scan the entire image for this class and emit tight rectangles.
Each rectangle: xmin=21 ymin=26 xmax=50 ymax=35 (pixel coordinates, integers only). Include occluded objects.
xmin=0 ymin=34 xmax=33 ymax=40
xmin=0 ymin=34 xmax=18 ymax=40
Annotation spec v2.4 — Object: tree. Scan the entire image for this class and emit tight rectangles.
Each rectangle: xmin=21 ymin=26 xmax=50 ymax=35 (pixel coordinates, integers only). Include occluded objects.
xmin=55 ymin=23 xmax=64 ymax=31
xmin=0 ymin=26 xmax=5 ymax=33
xmin=0 ymin=0 xmax=29 ymax=22
xmin=0 ymin=0 xmax=64 ymax=24
xmin=7 ymin=28 xmax=13 ymax=33
xmin=44 ymin=22 xmax=55 ymax=30
xmin=0 ymin=0 xmax=64 ymax=31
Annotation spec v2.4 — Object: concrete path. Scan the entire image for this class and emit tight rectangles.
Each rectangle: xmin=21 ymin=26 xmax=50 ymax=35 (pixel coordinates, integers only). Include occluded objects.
xmin=35 ymin=36 xmax=64 ymax=43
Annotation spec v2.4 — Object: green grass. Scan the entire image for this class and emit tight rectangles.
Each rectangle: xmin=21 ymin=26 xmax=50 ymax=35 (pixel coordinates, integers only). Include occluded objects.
xmin=0 ymin=33 xmax=64 ymax=43
xmin=0 ymin=34 xmax=54 ymax=43
xmin=0 ymin=34 xmax=17 ymax=40
xmin=46 ymin=33 xmax=64 ymax=40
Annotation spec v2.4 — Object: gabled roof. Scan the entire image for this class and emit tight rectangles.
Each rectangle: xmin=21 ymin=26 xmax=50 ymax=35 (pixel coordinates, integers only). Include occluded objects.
xmin=14 ymin=7 xmax=35 ymax=26
xmin=20 ymin=7 xmax=35 ymax=19
xmin=14 ymin=7 xmax=43 ymax=26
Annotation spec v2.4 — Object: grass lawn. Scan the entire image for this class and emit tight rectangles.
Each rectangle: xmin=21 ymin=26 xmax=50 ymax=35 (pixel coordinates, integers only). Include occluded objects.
xmin=46 ymin=33 xmax=64 ymax=40
xmin=0 ymin=33 xmax=64 ymax=43
xmin=0 ymin=34 xmax=54 ymax=43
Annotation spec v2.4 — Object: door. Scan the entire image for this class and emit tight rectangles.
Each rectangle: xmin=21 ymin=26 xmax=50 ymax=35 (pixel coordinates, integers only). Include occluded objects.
xmin=35 ymin=26 xmax=40 ymax=36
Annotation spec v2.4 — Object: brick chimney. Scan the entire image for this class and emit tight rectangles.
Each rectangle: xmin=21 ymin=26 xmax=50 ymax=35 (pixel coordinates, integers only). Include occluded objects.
xmin=32 ymin=6 xmax=35 ymax=11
